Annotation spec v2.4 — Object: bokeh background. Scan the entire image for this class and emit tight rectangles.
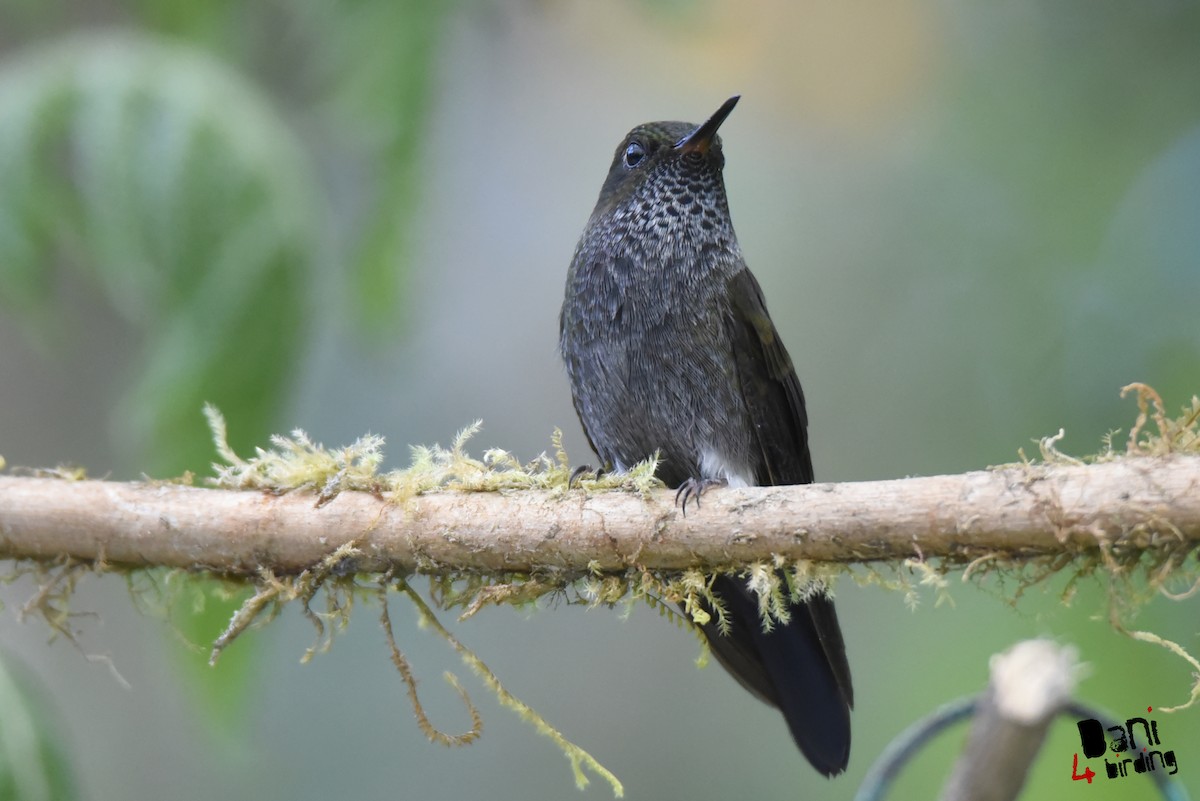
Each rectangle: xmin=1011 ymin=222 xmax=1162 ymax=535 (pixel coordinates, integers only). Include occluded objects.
xmin=1 ymin=1 xmax=1198 ymax=799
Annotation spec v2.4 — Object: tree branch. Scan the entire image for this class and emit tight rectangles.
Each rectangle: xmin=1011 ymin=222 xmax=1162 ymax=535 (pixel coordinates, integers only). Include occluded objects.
xmin=2 ymin=455 xmax=1198 ymax=575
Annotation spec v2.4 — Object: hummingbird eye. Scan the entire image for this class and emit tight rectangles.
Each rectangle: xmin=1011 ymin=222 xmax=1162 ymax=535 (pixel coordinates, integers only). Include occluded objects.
xmin=623 ymin=141 xmax=646 ymax=168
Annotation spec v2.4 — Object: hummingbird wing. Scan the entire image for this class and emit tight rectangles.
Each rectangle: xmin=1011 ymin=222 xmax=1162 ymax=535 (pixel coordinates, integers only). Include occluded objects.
xmin=725 ymin=267 xmax=814 ymax=486
xmin=698 ymin=266 xmax=854 ymax=775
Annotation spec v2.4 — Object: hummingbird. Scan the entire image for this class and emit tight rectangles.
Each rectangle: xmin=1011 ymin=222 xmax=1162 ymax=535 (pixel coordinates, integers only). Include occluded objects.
xmin=559 ymin=96 xmax=853 ymax=776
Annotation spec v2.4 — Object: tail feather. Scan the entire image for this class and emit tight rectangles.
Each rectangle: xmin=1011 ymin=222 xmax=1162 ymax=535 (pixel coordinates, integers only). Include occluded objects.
xmin=701 ymin=574 xmax=853 ymax=776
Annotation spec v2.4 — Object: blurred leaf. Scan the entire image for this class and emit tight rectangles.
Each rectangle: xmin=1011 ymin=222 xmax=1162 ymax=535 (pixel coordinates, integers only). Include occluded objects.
xmin=123 ymin=0 xmax=246 ymax=50
xmin=298 ymin=0 xmax=449 ymax=333
xmin=0 ymin=653 xmax=77 ymax=801
xmin=0 ymin=29 xmax=317 ymax=743
xmin=169 ymin=580 xmax=260 ymax=748
xmin=0 ymin=31 xmax=316 ymax=476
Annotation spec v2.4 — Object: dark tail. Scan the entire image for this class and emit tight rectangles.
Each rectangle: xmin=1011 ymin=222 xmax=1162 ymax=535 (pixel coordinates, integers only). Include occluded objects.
xmin=701 ymin=574 xmax=853 ymax=776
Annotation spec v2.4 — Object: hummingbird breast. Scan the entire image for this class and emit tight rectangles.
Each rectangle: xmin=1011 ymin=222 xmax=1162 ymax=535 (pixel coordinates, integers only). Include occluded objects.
xmin=560 ymin=221 xmax=759 ymax=488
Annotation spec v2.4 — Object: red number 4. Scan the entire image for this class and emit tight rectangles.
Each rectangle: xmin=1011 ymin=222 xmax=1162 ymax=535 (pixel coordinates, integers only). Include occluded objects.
xmin=1072 ymin=753 xmax=1096 ymax=784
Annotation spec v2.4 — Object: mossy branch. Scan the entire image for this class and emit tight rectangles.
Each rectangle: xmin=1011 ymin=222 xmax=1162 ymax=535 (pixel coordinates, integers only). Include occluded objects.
xmin=5 ymin=387 xmax=1197 ymax=578
xmin=1 ymin=384 xmax=1199 ymax=797
xmin=1 ymin=455 xmax=1198 ymax=574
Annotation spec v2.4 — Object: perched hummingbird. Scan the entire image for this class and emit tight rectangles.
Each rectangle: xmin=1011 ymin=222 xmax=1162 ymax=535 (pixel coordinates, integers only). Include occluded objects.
xmin=559 ymin=96 xmax=853 ymax=776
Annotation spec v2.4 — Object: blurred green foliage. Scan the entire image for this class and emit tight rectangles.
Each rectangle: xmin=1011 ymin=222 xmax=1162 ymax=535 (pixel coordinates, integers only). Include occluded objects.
xmin=0 ymin=0 xmax=449 ymax=770
xmin=306 ymin=1 xmax=449 ymax=331
xmin=0 ymin=654 xmax=78 ymax=801
xmin=0 ymin=1 xmax=450 ymax=478
xmin=0 ymin=32 xmax=312 ymax=477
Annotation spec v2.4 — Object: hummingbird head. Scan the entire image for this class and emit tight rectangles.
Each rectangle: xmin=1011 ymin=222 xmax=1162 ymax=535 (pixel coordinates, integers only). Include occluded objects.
xmin=588 ymin=96 xmax=740 ymax=239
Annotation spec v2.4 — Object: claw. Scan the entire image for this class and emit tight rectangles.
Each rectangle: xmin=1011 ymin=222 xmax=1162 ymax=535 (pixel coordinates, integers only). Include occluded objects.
xmin=569 ymin=464 xmax=603 ymax=488
xmin=674 ymin=477 xmax=727 ymax=516
xmin=674 ymin=482 xmax=693 ymax=512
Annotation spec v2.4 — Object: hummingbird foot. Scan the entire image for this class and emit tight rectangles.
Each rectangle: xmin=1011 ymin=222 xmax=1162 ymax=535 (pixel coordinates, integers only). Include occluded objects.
xmin=674 ymin=477 xmax=728 ymax=515
xmin=568 ymin=464 xmax=605 ymax=488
